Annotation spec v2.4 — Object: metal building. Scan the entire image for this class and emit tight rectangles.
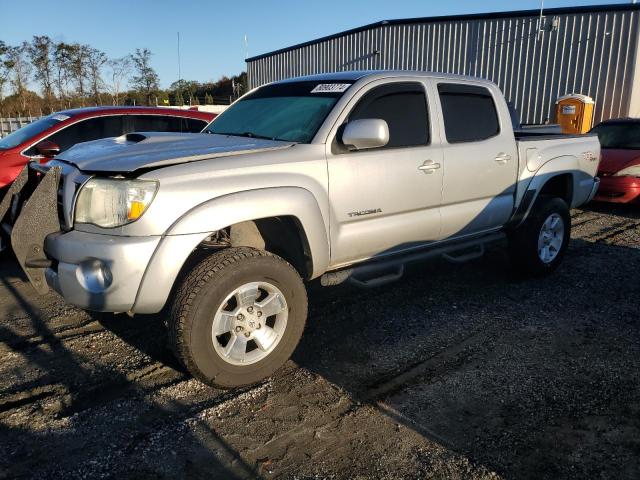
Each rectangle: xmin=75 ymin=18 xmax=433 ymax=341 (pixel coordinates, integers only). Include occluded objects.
xmin=246 ymin=3 xmax=640 ymax=125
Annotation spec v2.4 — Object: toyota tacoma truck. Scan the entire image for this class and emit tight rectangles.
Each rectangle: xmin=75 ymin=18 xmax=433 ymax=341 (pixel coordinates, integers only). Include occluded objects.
xmin=0 ymin=71 xmax=600 ymax=388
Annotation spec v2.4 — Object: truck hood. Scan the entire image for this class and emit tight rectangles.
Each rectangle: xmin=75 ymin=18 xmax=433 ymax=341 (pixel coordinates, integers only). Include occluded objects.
xmin=57 ymin=132 xmax=295 ymax=172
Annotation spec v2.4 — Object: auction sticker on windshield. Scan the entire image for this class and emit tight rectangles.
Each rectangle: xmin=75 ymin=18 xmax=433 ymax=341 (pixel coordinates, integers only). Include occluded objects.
xmin=311 ymin=83 xmax=351 ymax=93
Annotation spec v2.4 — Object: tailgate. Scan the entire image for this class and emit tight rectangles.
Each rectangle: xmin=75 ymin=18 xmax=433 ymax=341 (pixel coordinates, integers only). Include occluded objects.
xmin=0 ymin=163 xmax=62 ymax=293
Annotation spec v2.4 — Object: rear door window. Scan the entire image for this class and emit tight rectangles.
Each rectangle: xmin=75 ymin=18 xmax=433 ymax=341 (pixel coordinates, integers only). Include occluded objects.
xmin=185 ymin=118 xmax=207 ymax=132
xmin=132 ymin=115 xmax=199 ymax=133
xmin=437 ymin=84 xmax=500 ymax=143
xmin=348 ymin=82 xmax=429 ymax=149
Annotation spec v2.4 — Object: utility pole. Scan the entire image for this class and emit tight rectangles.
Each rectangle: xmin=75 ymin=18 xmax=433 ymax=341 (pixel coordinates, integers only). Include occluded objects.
xmin=538 ymin=0 xmax=544 ymax=41
xmin=177 ymin=32 xmax=182 ymax=82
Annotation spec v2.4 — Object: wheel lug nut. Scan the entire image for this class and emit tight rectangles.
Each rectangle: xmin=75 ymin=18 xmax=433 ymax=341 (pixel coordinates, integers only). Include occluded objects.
xmin=257 ymin=311 xmax=262 ymax=317
xmin=235 ymin=326 xmax=243 ymax=333
xmin=247 ymin=306 xmax=254 ymax=313
xmin=237 ymin=314 xmax=244 ymax=321
xmin=244 ymin=332 xmax=250 ymax=338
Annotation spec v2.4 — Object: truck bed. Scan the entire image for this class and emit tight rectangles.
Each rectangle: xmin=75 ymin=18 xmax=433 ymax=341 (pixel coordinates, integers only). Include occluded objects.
xmin=514 ymin=131 xmax=597 ymax=141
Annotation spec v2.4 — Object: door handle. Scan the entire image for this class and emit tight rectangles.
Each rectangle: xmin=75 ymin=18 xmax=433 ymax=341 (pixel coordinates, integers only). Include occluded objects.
xmin=495 ymin=153 xmax=511 ymax=164
xmin=418 ymin=160 xmax=441 ymax=174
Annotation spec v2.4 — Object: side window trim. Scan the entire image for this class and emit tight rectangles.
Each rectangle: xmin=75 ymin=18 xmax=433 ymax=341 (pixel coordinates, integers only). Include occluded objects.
xmin=436 ymin=82 xmax=501 ymax=144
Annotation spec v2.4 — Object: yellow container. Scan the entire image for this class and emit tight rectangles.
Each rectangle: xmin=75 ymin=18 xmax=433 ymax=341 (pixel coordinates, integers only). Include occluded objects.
xmin=555 ymin=94 xmax=595 ymax=134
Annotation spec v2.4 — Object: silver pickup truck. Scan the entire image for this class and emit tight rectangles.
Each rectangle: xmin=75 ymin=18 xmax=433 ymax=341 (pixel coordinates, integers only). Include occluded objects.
xmin=0 ymin=71 xmax=600 ymax=387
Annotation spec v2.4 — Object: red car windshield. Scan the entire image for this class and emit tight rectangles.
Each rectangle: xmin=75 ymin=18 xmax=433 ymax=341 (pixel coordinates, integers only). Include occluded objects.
xmin=0 ymin=114 xmax=69 ymax=150
xmin=591 ymin=122 xmax=640 ymax=150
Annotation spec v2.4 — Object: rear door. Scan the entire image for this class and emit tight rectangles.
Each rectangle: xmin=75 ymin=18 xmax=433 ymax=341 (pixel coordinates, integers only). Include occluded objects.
xmin=433 ymin=81 xmax=518 ymax=239
xmin=326 ymin=79 xmax=444 ymax=267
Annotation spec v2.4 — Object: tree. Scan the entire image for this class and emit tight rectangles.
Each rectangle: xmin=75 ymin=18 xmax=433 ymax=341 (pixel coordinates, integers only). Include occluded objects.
xmin=130 ymin=48 xmax=159 ymax=106
xmin=67 ymin=43 xmax=89 ymax=102
xmin=53 ymin=42 xmax=74 ymax=107
xmin=28 ymin=35 xmax=55 ymax=112
xmin=7 ymin=43 xmax=32 ymax=111
xmin=0 ymin=41 xmax=11 ymax=103
xmin=174 ymin=89 xmax=184 ymax=106
xmin=86 ymin=47 xmax=107 ymax=105
xmin=204 ymin=92 xmax=213 ymax=105
xmin=106 ymin=56 xmax=131 ymax=105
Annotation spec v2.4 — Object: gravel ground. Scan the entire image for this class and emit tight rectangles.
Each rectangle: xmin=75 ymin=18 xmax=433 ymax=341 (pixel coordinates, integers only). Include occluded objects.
xmin=0 ymin=203 xmax=638 ymax=479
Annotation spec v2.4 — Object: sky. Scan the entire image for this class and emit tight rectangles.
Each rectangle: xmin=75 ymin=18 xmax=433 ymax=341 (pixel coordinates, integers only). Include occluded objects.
xmin=0 ymin=0 xmax=631 ymax=89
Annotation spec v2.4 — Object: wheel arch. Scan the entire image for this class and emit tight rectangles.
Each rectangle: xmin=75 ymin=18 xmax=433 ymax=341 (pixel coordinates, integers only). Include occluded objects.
xmin=132 ymin=187 xmax=329 ymax=314
xmin=527 ymin=155 xmax=579 ymax=205
xmin=513 ymin=156 xmax=580 ymax=228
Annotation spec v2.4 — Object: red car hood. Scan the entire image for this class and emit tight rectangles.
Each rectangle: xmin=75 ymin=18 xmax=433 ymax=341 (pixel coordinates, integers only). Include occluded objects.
xmin=599 ymin=148 xmax=640 ymax=175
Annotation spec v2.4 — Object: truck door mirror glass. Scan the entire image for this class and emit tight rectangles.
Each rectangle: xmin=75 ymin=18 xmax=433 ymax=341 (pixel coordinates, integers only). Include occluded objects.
xmin=342 ymin=119 xmax=389 ymax=150
xmin=34 ymin=140 xmax=61 ymax=158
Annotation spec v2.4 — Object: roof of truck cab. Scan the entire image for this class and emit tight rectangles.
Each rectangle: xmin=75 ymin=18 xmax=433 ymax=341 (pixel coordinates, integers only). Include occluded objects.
xmin=276 ymin=70 xmax=496 ymax=85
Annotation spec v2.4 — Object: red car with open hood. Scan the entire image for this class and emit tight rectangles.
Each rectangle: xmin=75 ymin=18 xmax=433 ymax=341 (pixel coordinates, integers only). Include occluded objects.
xmin=0 ymin=106 xmax=216 ymax=192
xmin=590 ymin=119 xmax=640 ymax=203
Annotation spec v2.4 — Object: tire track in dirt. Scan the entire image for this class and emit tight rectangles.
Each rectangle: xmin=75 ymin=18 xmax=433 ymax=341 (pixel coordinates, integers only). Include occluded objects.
xmin=582 ymin=218 xmax=640 ymax=243
xmin=1 ymin=319 xmax=103 ymax=350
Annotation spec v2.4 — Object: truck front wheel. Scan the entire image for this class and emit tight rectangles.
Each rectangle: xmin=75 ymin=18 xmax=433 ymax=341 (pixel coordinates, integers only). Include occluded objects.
xmin=508 ymin=196 xmax=571 ymax=276
xmin=167 ymin=247 xmax=307 ymax=388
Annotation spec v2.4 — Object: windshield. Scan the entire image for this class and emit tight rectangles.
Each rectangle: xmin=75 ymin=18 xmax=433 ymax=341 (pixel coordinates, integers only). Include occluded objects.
xmin=591 ymin=122 xmax=640 ymax=150
xmin=0 ymin=113 xmax=70 ymax=150
xmin=204 ymin=81 xmax=353 ymax=143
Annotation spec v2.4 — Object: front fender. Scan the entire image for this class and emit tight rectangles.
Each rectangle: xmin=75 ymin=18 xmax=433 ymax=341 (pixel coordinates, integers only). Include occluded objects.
xmin=132 ymin=187 xmax=330 ymax=314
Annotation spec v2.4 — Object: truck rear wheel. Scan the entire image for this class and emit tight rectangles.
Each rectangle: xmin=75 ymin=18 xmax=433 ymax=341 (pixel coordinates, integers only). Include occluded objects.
xmin=508 ymin=196 xmax=571 ymax=276
xmin=167 ymin=247 xmax=307 ymax=388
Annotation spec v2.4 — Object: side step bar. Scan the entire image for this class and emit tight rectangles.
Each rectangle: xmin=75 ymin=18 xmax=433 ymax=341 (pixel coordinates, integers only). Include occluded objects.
xmin=321 ymin=232 xmax=505 ymax=288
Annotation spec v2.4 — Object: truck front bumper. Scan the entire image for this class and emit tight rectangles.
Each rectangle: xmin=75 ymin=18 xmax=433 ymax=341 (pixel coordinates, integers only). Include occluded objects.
xmin=44 ymin=231 xmax=160 ymax=312
xmin=0 ymin=163 xmax=161 ymax=312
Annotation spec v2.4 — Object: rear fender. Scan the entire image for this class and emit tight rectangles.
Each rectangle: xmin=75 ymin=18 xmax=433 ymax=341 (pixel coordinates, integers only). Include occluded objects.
xmin=515 ymin=155 xmax=581 ymax=227
xmin=132 ymin=187 xmax=329 ymax=314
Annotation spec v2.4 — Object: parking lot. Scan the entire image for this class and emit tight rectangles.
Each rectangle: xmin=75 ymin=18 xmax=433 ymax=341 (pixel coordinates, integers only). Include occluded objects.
xmin=0 ymin=203 xmax=638 ymax=479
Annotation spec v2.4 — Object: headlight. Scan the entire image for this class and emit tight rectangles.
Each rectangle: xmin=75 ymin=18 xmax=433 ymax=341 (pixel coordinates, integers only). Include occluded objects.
xmin=75 ymin=178 xmax=158 ymax=228
xmin=613 ymin=165 xmax=640 ymax=177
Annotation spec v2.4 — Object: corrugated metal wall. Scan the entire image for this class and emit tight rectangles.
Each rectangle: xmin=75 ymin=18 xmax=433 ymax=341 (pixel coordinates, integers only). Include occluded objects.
xmin=247 ymin=8 xmax=639 ymax=124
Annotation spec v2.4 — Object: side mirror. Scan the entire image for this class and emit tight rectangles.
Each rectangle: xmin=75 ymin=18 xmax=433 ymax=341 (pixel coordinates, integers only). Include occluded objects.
xmin=341 ymin=119 xmax=389 ymax=151
xmin=34 ymin=140 xmax=61 ymax=158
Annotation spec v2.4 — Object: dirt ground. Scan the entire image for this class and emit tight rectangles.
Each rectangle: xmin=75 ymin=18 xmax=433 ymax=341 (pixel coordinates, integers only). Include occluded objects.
xmin=0 ymin=203 xmax=639 ymax=479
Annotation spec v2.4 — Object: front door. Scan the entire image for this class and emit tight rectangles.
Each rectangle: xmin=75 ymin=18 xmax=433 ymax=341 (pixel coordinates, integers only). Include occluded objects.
xmin=327 ymin=80 xmax=444 ymax=267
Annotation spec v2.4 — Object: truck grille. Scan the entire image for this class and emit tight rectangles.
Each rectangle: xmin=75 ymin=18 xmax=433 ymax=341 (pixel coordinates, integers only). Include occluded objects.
xmin=34 ymin=161 xmax=90 ymax=231
xmin=57 ymin=182 xmax=65 ymax=226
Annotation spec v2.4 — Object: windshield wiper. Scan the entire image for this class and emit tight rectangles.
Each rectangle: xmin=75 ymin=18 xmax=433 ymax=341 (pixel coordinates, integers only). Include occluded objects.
xmin=207 ymin=131 xmax=286 ymax=142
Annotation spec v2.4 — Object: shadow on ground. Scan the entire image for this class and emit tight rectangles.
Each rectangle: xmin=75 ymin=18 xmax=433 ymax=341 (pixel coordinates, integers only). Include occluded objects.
xmin=1 ymin=204 xmax=639 ymax=478
xmin=292 ymin=233 xmax=640 ymax=479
